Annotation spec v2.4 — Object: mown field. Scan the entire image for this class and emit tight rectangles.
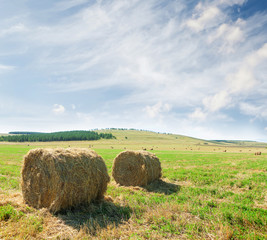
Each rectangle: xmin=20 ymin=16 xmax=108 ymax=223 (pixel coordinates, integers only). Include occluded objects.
xmin=0 ymin=130 xmax=266 ymax=239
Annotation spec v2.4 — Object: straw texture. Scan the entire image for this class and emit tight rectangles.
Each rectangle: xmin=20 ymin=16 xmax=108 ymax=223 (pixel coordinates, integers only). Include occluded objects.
xmin=21 ymin=148 xmax=110 ymax=213
xmin=112 ymin=150 xmax=161 ymax=186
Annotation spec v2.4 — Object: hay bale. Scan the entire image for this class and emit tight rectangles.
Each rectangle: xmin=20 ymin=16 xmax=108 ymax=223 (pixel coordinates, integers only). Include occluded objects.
xmin=112 ymin=150 xmax=161 ymax=186
xmin=21 ymin=148 xmax=110 ymax=213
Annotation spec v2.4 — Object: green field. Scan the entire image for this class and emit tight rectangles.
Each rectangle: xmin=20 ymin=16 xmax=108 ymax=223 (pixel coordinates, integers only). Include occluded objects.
xmin=0 ymin=130 xmax=266 ymax=239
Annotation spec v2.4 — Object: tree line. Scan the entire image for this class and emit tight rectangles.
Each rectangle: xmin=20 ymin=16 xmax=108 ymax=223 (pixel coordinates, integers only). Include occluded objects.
xmin=0 ymin=131 xmax=115 ymax=142
xmin=9 ymin=131 xmax=43 ymax=135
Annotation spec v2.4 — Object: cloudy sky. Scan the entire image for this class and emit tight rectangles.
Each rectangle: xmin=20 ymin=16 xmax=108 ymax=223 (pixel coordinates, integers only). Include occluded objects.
xmin=0 ymin=0 xmax=267 ymax=141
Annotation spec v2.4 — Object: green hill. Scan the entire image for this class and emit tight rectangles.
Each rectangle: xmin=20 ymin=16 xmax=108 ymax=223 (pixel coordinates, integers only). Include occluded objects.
xmin=96 ymin=129 xmax=267 ymax=149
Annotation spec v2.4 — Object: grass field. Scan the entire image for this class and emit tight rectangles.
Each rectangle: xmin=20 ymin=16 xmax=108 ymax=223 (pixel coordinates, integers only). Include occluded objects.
xmin=0 ymin=130 xmax=266 ymax=239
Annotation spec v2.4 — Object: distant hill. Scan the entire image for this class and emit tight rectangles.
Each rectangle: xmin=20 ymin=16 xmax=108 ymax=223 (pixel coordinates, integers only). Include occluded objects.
xmin=96 ymin=128 xmax=267 ymax=148
xmin=1 ymin=128 xmax=266 ymax=147
xmin=208 ymin=139 xmax=267 ymax=147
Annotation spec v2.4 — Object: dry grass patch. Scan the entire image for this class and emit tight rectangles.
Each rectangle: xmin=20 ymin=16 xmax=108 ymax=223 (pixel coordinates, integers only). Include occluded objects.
xmin=0 ymin=192 xmax=132 ymax=239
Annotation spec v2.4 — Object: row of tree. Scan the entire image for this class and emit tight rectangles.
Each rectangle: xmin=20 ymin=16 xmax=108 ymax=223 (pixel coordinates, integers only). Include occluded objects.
xmin=9 ymin=131 xmax=43 ymax=135
xmin=0 ymin=131 xmax=115 ymax=142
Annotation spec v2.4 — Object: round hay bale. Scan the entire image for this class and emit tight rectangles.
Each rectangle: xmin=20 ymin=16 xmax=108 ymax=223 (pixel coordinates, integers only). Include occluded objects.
xmin=112 ymin=150 xmax=162 ymax=186
xmin=21 ymin=148 xmax=110 ymax=213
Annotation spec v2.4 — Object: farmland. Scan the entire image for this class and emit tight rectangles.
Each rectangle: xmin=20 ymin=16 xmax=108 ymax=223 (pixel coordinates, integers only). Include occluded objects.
xmin=0 ymin=130 xmax=266 ymax=239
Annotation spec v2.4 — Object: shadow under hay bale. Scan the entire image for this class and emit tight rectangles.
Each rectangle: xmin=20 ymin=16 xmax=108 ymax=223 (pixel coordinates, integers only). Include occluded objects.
xmin=21 ymin=148 xmax=110 ymax=213
xmin=56 ymin=200 xmax=132 ymax=235
xmin=143 ymin=179 xmax=181 ymax=195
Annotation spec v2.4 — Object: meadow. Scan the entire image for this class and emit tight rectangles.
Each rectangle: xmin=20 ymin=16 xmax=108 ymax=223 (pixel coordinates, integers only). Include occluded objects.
xmin=0 ymin=130 xmax=266 ymax=239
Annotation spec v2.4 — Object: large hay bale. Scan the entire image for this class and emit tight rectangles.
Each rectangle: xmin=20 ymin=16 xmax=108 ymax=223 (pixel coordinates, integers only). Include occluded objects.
xmin=112 ymin=150 xmax=162 ymax=186
xmin=21 ymin=148 xmax=110 ymax=213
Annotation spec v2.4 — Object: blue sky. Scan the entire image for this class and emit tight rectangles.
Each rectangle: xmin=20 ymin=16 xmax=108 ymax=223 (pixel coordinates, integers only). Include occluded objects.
xmin=0 ymin=0 xmax=267 ymax=141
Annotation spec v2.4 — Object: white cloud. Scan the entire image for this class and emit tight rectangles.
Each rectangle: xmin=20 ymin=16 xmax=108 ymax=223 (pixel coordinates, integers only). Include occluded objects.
xmin=0 ymin=23 xmax=27 ymax=37
xmin=144 ymin=102 xmax=171 ymax=118
xmin=225 ymin=24 xmax=243 ymax=43
xmin=219 ymin=0 xmax=246 ymax=6
xmin=203 ymin=90 xmax=232 ymax=112
xmin=0 ymin=64 xmax=14 ymax=70
xmin=21 ymin=0 xmax=265 ymax=103
xmin=186 ymin=6 xmax=221 ymax=32
xmin=227 ymin=67 xmax=256 ymax=93
xmin=189 ymin=108 xmax=207 ymax=121
xmin=186 ymin=0 xmax=246 ymax=33
xmin=52 ymin=104 xmax=65 ymax=115
xmin=246 ymin=43 xmax=267 ymax=67
xmin=208 ymin=19 xmax=245 ymax=53
xmin=198 ymin=42 xmax=267 ymax=116
xmin=239 ymin=102 xmax=267 ymax=119
xmin=239 ymin=102 xmax=260 ymax=116
xmin=54 ymin=0 xmax=88 ymax=11
xmin=0 ymin=64 xmax=15 ymax=73
xmin=228 ymin=43 xmax=267 ymax=94
xmin=34 ymin=1 xmax=266 ymax=127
